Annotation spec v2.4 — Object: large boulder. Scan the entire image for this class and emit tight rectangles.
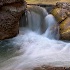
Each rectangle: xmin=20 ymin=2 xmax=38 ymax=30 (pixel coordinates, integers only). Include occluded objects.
xmin=59 ymin=17 xmax=70 ymax=40
xmin=0 ymin=0 xmax=27 ymax=40
xmin=0 ymin=0 xmax=24 ymax=6
xmin=51 ymin=2 xmax=70 ymax=22
xmin=51 ymin=8 xmax=68 ymax=22
xmin=51 ymin=2 xmax=70 ymax=40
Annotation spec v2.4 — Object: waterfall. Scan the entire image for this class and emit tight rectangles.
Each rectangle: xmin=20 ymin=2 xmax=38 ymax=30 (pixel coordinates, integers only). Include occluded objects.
xmin=0 ymin=6 xmax=70 ymax=70
xmin=43 ymin=14 xmax=59 ymax=39
xmin=27 ymin=6 xmax=48 ymax=34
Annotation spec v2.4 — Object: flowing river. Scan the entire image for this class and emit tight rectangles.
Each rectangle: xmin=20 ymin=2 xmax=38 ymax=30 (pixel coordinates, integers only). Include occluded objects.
xmin=0 ymin=6 xmax=70 ymax=70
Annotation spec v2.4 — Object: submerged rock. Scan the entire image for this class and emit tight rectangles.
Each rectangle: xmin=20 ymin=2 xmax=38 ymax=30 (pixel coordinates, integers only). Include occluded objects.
xmin=59 ymin=17 xmax=70 ymax=40
xmin=0 ymin=0 xmax=27 ymax=40
xmin=33 ymin=65 xmax=70 ymax=70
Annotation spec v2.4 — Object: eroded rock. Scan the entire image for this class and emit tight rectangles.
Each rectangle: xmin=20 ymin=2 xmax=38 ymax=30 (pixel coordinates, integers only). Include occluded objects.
xmin=59 ymin=17 xmax=70 ymax=40
xmin=51 ymin=2 xmax=70 ymax=40
xmin=33 ymin=65 xmax=70 ymax=70
xmin=51 ymin=8 xmax=67 ymax=22
xmin=51 ymin=2 xmax=70 ymax=22
xmin=0 ymin=0 xmax=27 ymax=40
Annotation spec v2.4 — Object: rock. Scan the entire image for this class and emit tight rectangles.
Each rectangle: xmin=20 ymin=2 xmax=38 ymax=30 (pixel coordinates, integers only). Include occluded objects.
xmin=2 ymin=2 xmax=26 ymax=12
xmin=51 ymin=2 xmax=70 ymax=22
xmin=0 ymin=0 xmax=27 ymax=40
xmin=0 ymin=11 xmax=19 ymax=39
xmin=51 ymin=8 xmax=68 ymax=22
xmin=56 ymin=2 xmax=69 ymax=9
xmin=33 ymin=65 xmax=69 ymax=70
xmin=52 ymin=2 xmax=70 ymax=40
xmin=59 ymin=17 xmax=70 ymax=40
xmin=0 ymin=0 xmax=24 ymax=6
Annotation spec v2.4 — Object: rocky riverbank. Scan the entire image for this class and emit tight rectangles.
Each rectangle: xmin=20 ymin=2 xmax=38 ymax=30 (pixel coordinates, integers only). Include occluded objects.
xmin=0 ymin=0 xmax=27 ymax=40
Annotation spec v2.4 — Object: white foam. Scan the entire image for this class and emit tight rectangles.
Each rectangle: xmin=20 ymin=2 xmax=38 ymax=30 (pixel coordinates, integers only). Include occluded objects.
xmin=0 ymin=28 xmax=70 ymax=70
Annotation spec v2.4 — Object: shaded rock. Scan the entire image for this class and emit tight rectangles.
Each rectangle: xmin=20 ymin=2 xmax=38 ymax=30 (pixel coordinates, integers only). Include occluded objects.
xmin=0 ymin=0 xmax=24 ymax=6
xmin=2 ymin=2 xmax=26 ymax=12
xmin=0 ymin=0 xmax=27 ymax=40
xmin=34 ymin=66 xmax=55 ymax=70
xmin=33 ymin=65 xmax=70 ymax=70
xmin=0 ymin=11 xmax=19 ymax=39
xmin=59 ymin=17 xmax=70 ymax=40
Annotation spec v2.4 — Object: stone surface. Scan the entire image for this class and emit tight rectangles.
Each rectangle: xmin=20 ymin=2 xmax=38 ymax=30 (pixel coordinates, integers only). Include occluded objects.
xmin=33 ymin=65 xmax=70 ymax=70
xmin=0 ymin=10 xmax=19 ymax=40
xmin=51 ymin=2 xmax=70 ymax=22
xmin=0 ymin=0 xmax=24 ymax=6
xmin=51 ymin=2 xmax=70 ymax=40
xmin=59 ymin=17 xmax=70 ymax=40
xmin=0 ymin=0 xmax=27 ymax=40
xmin=51 ymin=8 xmax=68 ymax=22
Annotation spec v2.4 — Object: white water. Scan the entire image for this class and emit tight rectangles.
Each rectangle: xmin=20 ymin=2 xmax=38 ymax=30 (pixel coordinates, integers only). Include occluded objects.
xmin=0 ymin=6 xmax=70 ymax=70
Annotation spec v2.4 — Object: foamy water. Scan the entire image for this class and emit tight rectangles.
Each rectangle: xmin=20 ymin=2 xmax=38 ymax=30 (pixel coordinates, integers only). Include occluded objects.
xmin=0 ymin=6 xmax=70 ymax=70
xmin=0 ymin=28 xmax=70 ymax=70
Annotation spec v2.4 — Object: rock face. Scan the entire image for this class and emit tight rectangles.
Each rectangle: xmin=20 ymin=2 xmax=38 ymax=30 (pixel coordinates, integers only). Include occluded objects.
xmin=51 ymin=2 xmax=69 ymax=22
xmin=0 ymin=0 xmax=27 ymax=40
xmin=51 ymin=2 xmax=70 ymax=40
xmin=51 ymin=8 xmax=67 ymax=22
xmin=60 ymin=17 xmax=70 ymax=40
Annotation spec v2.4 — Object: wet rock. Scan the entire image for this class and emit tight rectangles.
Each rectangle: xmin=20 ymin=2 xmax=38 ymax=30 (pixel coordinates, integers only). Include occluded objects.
xmin=0 ymin=0 xmax=27 ymax=40
xmin=33 ymin=65 xmax=69 ymax=70
xmin=65 ymin=67 xmax=70 ymax=70
xmin=33 ymin=66 xmax=55 ymax=70
xmin=59 ymin=17 xmax=70 ymax=40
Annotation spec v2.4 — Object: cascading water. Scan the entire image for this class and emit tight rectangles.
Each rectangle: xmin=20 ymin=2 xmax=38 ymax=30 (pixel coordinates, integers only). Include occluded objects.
xmin=43 ymin=14 xmax=59 ymax=39
xmin=0 ymin=6 xmax=70 ymax=70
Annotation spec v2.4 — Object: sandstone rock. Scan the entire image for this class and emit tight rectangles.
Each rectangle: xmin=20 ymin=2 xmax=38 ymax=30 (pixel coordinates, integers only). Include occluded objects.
xmin=56 ymin=2 xmax=69 ymax=9
xmin=0 ymin=0 xmax=27 ymax=40
xmin=51 ymin=8 xmax=67 ymax=22
xmin=59 ymin=17 xmax=70 ymax=40
xmin=51 ymin=2 xmax=70 ymax=22
xmin=52 ymin=2 xmax=70 ymax=40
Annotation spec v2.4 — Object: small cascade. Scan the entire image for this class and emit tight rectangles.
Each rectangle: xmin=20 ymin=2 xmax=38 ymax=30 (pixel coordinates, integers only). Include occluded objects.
xmin=27 ymin=6 xmax=49 ymax=34
xmin=43 ymin=14 xmax=59 ymax=39
xmin=27 ymin=10 xmax=41 ymax=33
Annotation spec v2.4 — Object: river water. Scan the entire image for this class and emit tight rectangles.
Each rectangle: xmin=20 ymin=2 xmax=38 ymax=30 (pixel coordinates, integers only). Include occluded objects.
xmin=0 ymin=6 xmax=70 ymax=70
